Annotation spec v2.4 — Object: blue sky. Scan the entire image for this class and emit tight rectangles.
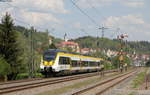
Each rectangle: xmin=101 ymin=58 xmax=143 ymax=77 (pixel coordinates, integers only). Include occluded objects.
xmin=0 ymin=0 xmax=150 ymax=41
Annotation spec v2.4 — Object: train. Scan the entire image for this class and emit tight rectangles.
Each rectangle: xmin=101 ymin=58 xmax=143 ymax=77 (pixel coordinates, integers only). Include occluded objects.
xmin=40 ymin=49 xmax=104 ymax=77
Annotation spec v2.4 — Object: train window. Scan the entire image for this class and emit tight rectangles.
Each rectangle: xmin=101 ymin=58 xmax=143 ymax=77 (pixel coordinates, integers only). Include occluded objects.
xmin=71 ymin=60 xmax=77 ymax=67
xmin=86 ymin=61 xmax=88 ymax=66
xmin=89 ymin=61 xmax=91 ymax=66
xmin=77 ymin=60 xmax=81 ymax=67
xmin=71 ymin=60 xmax=81 ymax=67
xmin=81 ymin=61 xmax=84 ymax=66
xmin=43 ymin=52 xmax=56 ymax=61
xmin=82 ymin=61 xmax=88 ymax=67
xmin=59 ymin=57 xmax=70 ymax=65
xmin=89 ymin=61 xmax=97 ymax=66
xmin=95 ymin=62 xmax=98 ymax=66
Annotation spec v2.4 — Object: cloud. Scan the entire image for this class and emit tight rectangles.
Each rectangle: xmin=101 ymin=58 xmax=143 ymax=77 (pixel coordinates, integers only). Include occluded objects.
xmin=76 ymin=0 xmax=145 ymax=8
xmin=21 ymin=10 xmax=61 ymax=26
xmin=123 ymin=0 xmax=145 ymax=7
xmin=103 ymin=14 xmax=150 ymax=41
xmin=0 ymin=8 xmax=62 ymax=27
xmin=104 ymin=15 xmax=145 ymax=27
xmin=0 ymin=0 xmax=66 ymax=29
xmin=11 ymin=0 xmax=68 ymax=14
xmin=76 ymin=0 xmax=118 ymax=8
xmin=73 ymin=22 xmax=81 ymax=29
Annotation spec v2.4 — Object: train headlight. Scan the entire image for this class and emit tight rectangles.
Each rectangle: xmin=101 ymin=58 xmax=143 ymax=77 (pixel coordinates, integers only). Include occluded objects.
xmin=43 ymin=61 xmax=48 ymax=66
xmin=49 ymin=61 xmax=54 ymax=66
xmin=43 ymin=61 xmax=54 ymax=66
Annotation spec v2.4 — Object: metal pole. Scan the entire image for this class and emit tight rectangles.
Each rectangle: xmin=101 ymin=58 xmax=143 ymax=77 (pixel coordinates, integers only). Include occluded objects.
xmin=31 ymin=27 xmax=33 ymax=78
xmin=29 ymin=27 xmax=35 ymax=78
xmin=99 ymin=26 xmax=108 ymax=54
xmin=98 ymin=26 xmax=108 ymax=76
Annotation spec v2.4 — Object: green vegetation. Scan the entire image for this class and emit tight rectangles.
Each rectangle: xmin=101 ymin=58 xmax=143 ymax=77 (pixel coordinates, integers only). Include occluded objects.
xmin=0 ymin=55 xmax=11 ymax=81
xmin=132 ymin=70 xmax=146 ymax=88
xmin=116 ymin=92 xmax=135 ymax=95
xmin=72 ymin=36 xmax=150 ymax=54
xmin=0 ymin=13 xmax=25 ymax=80
xmin=128 ymin=93 xmax=136 ymax=95
xmin=111 ymin=55 xmax=131 ymax=68
xmin=15 ymin=73 xmax=44 ymax=80
xmin=104 ymin=61 xmax=114 ymax=70
xmin=0 ymin=13 xmax=54 ymax=80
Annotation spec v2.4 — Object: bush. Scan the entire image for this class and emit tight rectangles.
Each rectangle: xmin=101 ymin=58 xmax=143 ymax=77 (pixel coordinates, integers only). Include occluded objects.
xmin=16 ymin=73 xmax=44 ymax=80
xmin=35 ymin=73 xmax=44 ymax=78
xmin=104 ymin=62 xmax=114 ymax=70
xmin=15 ymin=73 xmax=29 ymax=80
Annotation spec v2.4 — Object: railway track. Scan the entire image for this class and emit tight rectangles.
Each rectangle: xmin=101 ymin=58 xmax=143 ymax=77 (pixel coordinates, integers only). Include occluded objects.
xmin=0 ymin=78 xmax=43 ymax=85
xmin=0 ymin=70 xmax=117 ymax=94
xmin=72 ymin=70 xmax=137 ymax=95
xmin=0 ymin=70 xmax=117 ymax=86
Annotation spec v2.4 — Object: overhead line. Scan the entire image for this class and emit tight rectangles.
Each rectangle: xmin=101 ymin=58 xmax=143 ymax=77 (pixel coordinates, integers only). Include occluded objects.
xmin=85 ymin=0 xmax=123 ymax=39
xmin=80 ymin=28 xmax=90 ymax=36
xmin=70 ymin=0 xmax=99 ymax=27
xmin=86 ymin=0 xmax=107 ymax=21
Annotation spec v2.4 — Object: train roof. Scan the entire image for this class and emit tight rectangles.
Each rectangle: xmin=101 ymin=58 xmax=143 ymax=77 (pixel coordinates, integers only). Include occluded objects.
xmin=44 ymin=49 xmax=100 ymax=58
xmin=45 ymin=49 xmax=80 ymax=55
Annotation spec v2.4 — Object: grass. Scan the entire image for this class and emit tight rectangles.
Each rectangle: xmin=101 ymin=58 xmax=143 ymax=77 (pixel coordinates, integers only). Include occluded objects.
xmin=132 ymin=69 xmax=147 ymax=88
xmin=128 ymin=93 xmax=135 ymax=95
xmin=116 ymin=92 xmax=135 ymax=95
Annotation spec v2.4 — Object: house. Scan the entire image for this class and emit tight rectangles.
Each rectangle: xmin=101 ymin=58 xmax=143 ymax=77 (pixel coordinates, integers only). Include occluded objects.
xmin=57 ymin=41 xmax=80 ymax=52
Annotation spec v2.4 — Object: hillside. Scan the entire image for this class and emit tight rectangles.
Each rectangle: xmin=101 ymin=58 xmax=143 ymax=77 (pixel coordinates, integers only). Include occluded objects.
xmin=3 ymin=25 xmax=150 ymax=54
xmin=71 ymin=36 xmax=150 ymax=54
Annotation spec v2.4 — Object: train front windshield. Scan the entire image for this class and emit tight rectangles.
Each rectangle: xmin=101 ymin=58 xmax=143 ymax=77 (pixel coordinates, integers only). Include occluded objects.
xmin=43 ymin=52 xmax=57 ymax=61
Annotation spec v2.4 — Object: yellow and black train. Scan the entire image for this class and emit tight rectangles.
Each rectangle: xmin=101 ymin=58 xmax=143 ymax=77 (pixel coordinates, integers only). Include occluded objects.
xmin=40 ymin=49 xmax=104 ymax=76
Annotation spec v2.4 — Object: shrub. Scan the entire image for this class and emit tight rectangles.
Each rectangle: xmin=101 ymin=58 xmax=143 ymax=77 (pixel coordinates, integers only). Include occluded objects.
xmin=0 ymin=55 xmax=11 ymax=81
xmin=16 ymin=73 xmax=44 ymax=80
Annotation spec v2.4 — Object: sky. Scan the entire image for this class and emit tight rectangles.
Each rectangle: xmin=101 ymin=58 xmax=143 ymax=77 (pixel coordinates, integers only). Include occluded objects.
xmin=0 ymin=0 xmax=150 ymax=41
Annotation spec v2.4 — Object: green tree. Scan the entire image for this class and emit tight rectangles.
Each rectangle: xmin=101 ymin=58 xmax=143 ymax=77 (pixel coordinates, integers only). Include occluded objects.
xmin=0 ymin=55 xmax=11 ymax=81
xmin=0 ymin=12 xmax=24 ymax=80
xmin=111 ymin=55 xmax=131 ymax=68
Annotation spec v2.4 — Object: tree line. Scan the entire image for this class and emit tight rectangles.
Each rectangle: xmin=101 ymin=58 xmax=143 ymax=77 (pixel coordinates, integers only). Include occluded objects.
xmin=0 ymin=13 xmax=52 ymax=81
xmin=72 ymin=36 xmax=150 ymax=54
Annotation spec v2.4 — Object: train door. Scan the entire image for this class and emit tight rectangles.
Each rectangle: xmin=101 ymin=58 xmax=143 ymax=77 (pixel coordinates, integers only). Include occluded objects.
xmin=59 ymin=57 xmax=71 ymax=71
